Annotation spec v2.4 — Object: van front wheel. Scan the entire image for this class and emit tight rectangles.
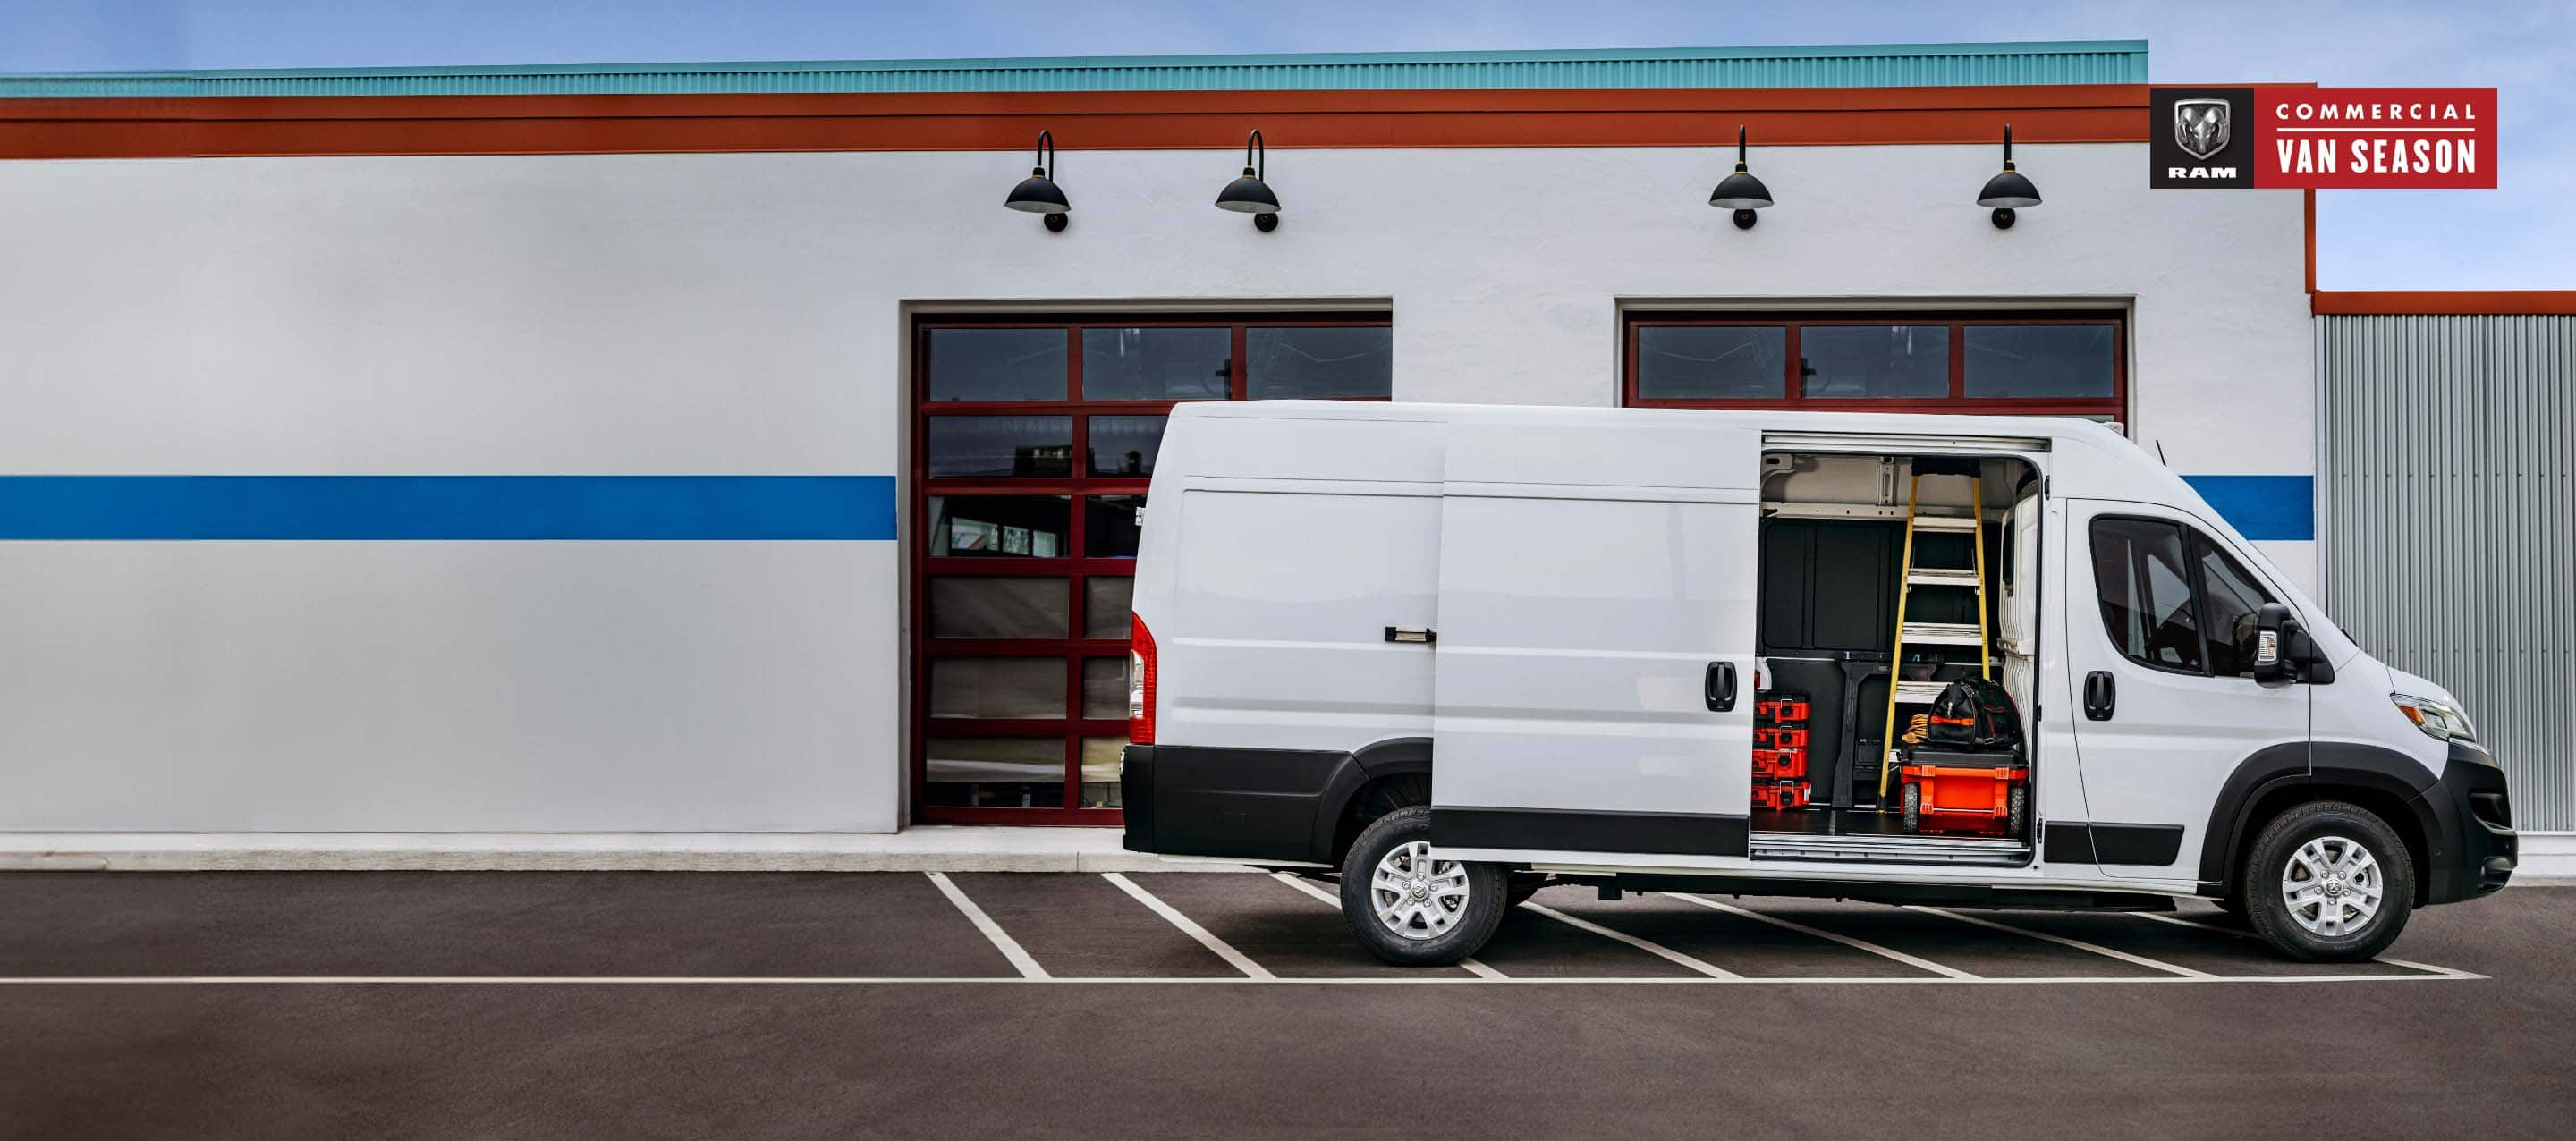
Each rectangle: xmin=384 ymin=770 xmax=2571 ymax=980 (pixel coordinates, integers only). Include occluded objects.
xmin=1340 ymin=806 xmax=1508 ymax=967
xmin=2243 ymin=800 xmax=2415 ymax=962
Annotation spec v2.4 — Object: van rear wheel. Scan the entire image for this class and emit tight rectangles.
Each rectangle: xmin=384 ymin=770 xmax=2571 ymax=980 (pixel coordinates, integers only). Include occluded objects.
xmin=2242 ymin=800 xmax=2414 ymax=962
xmin=1339 ymin=806 xmax=1508 ymax=967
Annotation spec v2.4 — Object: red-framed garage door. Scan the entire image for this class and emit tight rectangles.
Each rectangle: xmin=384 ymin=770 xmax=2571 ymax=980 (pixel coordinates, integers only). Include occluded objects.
xmin=911 ymin=313 xmax=1393 ymax=825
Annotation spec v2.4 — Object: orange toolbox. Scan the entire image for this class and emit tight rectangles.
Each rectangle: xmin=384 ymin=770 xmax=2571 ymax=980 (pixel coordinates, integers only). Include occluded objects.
xmin=1752 ymin=781 xmax=1811 ymax=810
xmin=1897 ymin=747 xmax=2028 ymax=838
xmin=1755 ymin=726 xmax=1809 ymax=749
xmin=1752 ymin=748 xmax=1807 ymax=780
xmin=1756 ymin=699 xmax=1810 ymax=723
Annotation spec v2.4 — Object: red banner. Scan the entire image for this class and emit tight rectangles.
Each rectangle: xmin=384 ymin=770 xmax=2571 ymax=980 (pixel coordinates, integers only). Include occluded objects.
xmin=2252 ymin=87 xmax=2497 ymax=189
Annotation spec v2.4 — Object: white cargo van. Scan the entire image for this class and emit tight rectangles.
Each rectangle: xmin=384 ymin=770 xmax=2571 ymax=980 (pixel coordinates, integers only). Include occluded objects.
xmin=1117 ymin=401 xmax=2516 ymax=964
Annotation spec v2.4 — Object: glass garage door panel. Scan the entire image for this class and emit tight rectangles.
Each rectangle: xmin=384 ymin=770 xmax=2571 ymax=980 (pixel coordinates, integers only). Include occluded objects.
xmin=1965 ymin=325 xmax=2118 ymax=398
xmin=1635 ymin=325 xmax=1787 ymax=400
xmin=1800 ymin=325 xmax=1949 ymax=399
xmin=914 ymin=317 xmax=1390 ymax=825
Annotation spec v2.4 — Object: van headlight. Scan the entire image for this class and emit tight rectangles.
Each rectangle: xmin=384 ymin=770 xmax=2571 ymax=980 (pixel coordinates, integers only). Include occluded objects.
xmin=2391 ymin=693 xmax=2476 ymax=742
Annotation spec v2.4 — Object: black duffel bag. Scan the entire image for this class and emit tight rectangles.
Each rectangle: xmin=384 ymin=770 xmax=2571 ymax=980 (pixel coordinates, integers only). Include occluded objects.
xmin=1922 ymin=677 xmax=2023 ymax=752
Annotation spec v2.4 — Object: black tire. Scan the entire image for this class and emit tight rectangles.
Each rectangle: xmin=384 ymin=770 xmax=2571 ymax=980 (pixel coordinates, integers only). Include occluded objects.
xmin=2242 ymin=800 xmax=2415 ymax=962
xmin=1338 ymin=805 xmax=1509 ymax=967
xmin=1900 ymin=782 xmax=1920 ymax=833
xmin=1505 ymin=874 xmax=1546 ymax=908
xmin=2005 ymin=785 xmax=2028 ymax=841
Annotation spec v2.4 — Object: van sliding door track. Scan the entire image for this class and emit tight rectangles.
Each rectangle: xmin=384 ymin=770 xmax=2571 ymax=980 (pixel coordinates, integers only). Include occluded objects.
xmin=1748 ymin=833 xmax=2031 ymax=866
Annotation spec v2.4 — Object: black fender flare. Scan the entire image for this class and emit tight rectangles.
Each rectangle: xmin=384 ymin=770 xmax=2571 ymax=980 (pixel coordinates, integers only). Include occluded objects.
xmin=1304 ymin=737 xmax=1432 ymax=864
xmin=2197 ymin=740 xmax=2439 ymax=892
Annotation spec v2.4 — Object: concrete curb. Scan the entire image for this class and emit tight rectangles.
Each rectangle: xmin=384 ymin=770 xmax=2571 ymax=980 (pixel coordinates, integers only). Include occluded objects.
xmin=0 ymin=829 xmax=1258 ymax=874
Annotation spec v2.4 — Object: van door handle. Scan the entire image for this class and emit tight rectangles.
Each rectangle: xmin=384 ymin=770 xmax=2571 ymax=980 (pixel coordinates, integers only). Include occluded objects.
xmin=2083 ymin=671 xmax=2116 ymax=721
xmin=1705 ymin=662 xmax=1738 ymax=713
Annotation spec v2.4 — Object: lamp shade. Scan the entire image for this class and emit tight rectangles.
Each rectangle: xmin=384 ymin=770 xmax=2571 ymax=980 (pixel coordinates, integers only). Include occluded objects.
xmin=1005 ymin=173 xmax=1069 ymax=214
xmin=1709 ymin=170 xmax=1773 ymax=210
xmin=1977 ymin=169 xmax=2041 ymax=209
xmin=1216 ymin=173 xmax=1280 ymax=213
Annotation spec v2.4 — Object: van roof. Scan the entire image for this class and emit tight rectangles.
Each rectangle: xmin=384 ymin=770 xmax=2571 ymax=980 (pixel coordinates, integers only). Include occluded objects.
xmin=1172 ymin=399 xmax=2131 ymax=450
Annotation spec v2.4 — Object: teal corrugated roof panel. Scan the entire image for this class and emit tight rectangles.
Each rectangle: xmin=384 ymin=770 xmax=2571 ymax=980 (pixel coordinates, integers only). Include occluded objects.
xmin=0 ymin=41 xmax=2148 ymax=98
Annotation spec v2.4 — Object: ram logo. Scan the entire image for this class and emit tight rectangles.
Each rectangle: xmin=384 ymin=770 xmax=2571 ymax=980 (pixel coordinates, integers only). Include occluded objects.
xmin=2174 ymin=98 xmax=2232 ymax=161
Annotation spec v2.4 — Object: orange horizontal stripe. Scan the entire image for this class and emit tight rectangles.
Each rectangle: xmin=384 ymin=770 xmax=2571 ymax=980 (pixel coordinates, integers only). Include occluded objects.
xmin=2313 ymin=291 xmax=2576 ymax=316
xmin=0 ymin=83 xmax=2151 ymax=159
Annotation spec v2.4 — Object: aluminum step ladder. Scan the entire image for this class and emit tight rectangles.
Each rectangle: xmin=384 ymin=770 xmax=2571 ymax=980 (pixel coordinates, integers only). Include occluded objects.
xmin=1875 ymin=464 xmax=1992 ymax=802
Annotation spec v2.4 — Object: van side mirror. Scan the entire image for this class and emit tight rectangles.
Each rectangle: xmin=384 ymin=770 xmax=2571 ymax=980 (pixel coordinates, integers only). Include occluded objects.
xmin=2250 ymin=603 xmax=2294 ymax=687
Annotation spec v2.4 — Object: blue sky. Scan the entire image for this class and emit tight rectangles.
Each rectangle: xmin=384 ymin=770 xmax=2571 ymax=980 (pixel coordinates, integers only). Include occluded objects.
xmin=4 ymin=0 xmax=2569 ymax=290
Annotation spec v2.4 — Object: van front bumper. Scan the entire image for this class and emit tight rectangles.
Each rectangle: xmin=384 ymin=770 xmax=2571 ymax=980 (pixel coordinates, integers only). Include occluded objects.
xmin=2422 ymin=740 xmax=2516 ymax=904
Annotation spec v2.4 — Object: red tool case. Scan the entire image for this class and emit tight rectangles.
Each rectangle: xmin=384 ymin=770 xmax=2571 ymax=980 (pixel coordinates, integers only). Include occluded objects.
xmin=1751 ymin=691 xmax=1814 ymax=808
xmin=1754 ymin=726 xmax=1809 ymax=749
xmin=1896 ymin=746 xmax=2028 ymax=837
xmin=1752 ymin=748 xmax=1807 ymax=780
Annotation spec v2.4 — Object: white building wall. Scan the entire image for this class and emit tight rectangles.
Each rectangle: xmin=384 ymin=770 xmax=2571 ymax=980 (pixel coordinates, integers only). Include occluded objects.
xmin=0 ymin=142 xmax=2310 ymax=837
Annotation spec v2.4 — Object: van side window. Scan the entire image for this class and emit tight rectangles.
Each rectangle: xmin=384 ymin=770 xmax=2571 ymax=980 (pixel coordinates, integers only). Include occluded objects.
xmin=2190 ymin=530 xmax=2279 ymax=677
xmin=2089 ymin=518 xmax=2204 ymax=672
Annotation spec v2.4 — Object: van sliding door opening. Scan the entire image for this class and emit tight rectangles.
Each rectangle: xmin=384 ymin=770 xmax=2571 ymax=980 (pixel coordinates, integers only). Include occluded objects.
xmin=1750 ymin=449 xmax=2046 ymax=867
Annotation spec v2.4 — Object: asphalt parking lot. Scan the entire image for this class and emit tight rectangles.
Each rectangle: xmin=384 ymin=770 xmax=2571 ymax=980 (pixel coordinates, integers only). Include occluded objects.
xmin=4 ymin=871 xmax=2569 ymax=1138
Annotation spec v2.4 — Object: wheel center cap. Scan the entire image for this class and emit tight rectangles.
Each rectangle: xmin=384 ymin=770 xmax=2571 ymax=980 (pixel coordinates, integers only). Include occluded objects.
xmin=2324 ymin=875 xmax=2346 ymax=898
xmin=1408 ymin=880 xmax=1428 ymax=901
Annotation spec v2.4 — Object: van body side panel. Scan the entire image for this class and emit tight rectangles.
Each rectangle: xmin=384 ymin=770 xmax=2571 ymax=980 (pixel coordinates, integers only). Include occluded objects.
xmin=1429 ymin=420 xmax=1760 ymax=859
xmin=1167 ymin=487 xmax=1442 ymax=753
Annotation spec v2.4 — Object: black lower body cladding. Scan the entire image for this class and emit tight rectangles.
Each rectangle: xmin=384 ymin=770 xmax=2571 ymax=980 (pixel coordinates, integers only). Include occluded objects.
xmin=1119 ymin=743 xmax=1353 ymax=862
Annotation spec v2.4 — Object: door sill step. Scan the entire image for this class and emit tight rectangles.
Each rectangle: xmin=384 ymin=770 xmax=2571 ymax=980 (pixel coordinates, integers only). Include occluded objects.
xmin=1750 ymin=832 xmax=2031 ymax=866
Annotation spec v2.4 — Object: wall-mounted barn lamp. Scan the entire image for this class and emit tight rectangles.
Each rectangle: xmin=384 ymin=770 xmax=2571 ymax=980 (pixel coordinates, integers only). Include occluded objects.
xmin=1976 ymin=123 xmax=2042 ymax=229
xmin=1707 ymin=124 xmax=1775 ymax=230
xmin=1215 ymin=130 xmax=1282 ymax=232
xmin=1004 ymin=130 xmax=1070 ymax=232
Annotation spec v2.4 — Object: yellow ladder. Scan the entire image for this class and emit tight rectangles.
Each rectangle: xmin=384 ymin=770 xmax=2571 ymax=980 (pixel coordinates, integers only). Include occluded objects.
xmin=1875 ymin=467 xmax=1993 ymax=803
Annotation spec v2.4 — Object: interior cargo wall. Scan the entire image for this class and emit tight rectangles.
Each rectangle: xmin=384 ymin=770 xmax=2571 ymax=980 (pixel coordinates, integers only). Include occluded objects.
xmin=1757 ymin=516 xmax=2004 ymax=808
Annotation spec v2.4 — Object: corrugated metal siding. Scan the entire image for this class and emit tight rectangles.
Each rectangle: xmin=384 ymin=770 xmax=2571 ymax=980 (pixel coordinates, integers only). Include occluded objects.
xmin=0 ymin=41 xmax=2148 ymax=98
xmin=2316 ymin=314 xmax=2576 ymax=831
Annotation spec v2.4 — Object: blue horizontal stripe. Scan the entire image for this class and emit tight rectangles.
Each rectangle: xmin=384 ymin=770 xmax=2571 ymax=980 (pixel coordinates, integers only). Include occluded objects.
xmin=0 ymin=476 xmax=894 ymax=540
xmin=2182 ymin=476 xmax=2315 ymax=543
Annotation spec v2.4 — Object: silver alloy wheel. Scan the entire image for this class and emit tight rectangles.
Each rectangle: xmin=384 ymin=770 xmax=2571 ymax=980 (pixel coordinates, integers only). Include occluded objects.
xmin=2281 ymin=833 xmax=2384 ymax=937
xmin=1369 ymin=840 xmax=1471 ymax=940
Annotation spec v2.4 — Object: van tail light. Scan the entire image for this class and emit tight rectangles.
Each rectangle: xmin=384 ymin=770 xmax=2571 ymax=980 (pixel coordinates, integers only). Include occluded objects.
xmin=1129 ymin=613 xmax=1157 ymax=746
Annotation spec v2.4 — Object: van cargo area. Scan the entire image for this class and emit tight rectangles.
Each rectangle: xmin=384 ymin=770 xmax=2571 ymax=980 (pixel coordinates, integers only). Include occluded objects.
xmin=1750 ymin=452 xmax=2039 ymax=867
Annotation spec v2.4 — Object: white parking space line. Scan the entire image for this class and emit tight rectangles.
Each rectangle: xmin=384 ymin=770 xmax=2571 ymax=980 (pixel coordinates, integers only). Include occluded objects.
xmin=924 ymin=872 xmax=1049 ymax=980
xmin=2370 ymin=957 xmax=2485 ymax=979
xmin=1906 ymin=905 xmax=2216 ymax=979
xmin=1267 ymin=872 xmax=1506 ymax=979
xmin=1520 ymin=902 xmax=1743 ymax=980
xmin=1667 ymin=893 xmax=1979 ymax=980
xmin=2123 ymin=910 xmax=2487 ymax=979
xmin=1101 ymin=872 xmax=1275 ymax=981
